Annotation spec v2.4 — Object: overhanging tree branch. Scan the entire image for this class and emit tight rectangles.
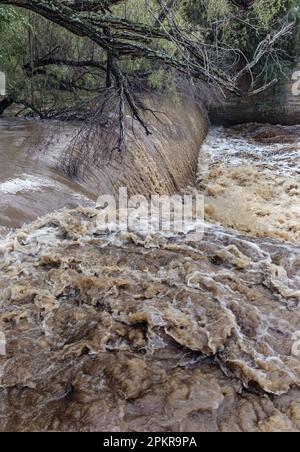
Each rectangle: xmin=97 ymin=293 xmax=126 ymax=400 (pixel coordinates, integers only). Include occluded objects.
xmin=0 ymin=0 xmax=278 ymax=95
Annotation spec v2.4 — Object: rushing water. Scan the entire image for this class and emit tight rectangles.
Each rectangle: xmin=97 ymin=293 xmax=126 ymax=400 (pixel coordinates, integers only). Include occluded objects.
xmin=199 ymin=124 xmax=300 ymax=244
xmin=0 ymin=120 xmax=299 ymax=432
xmin=0 ymin=118 xmax=94 ymax=233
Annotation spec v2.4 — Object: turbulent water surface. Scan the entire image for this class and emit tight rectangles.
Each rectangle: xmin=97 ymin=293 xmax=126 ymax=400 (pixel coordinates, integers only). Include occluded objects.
xmin=0 ymin=121 xmax=300 ymax=432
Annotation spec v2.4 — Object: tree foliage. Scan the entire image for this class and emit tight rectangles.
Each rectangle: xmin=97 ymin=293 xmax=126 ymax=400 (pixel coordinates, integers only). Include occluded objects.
xmin=188 ymin=0 xmax=300 ymax=83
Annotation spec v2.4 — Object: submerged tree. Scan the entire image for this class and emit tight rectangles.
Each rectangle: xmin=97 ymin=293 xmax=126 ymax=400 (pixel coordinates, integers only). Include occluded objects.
xmin=0 ymin=0 xmax=297 ymax=170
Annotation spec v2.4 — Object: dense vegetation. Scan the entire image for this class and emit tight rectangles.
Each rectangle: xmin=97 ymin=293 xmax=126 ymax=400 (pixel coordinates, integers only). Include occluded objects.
xmin=192 ymin=0 xmax=300 ymax=85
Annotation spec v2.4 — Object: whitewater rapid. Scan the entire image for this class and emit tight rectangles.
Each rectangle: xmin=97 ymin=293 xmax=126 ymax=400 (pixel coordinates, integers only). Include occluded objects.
xmin=199 ymin=124 xmax=300 ymax=244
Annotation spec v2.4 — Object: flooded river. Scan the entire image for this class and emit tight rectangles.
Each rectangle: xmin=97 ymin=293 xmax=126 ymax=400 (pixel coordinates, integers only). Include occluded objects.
xmin=0 ymin=118 xmax=94 ymax=233
xmin=0 ymin=120 xmax=299 ymax=431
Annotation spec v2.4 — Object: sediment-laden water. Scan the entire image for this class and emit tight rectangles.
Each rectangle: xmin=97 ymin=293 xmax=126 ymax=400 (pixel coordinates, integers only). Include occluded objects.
xmin=0 ymin=121 xmax=299 ymax=432
xmin=199 ymin=124 xmax=300 ymax=244
xmin=0 ymin=118 xmax=94 ymax=231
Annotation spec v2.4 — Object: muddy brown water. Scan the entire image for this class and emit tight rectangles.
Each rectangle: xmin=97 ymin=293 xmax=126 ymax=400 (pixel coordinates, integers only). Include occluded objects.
xmin=0 ymin=118 xmax=94 ymax=232
xmin=0 ymin=120 xmax=300 ymax=432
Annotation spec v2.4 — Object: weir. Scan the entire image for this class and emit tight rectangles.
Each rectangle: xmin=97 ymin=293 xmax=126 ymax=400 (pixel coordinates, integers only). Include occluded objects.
xmin=0 ymin=97 xmax=208 ymax=229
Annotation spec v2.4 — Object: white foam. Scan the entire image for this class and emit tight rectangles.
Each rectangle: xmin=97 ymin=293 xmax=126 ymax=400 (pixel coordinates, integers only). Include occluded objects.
xmin=0 ymin=175 xmax=55 ymax=195
xmin=200 ymin=127 xmax=300 ymax=178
